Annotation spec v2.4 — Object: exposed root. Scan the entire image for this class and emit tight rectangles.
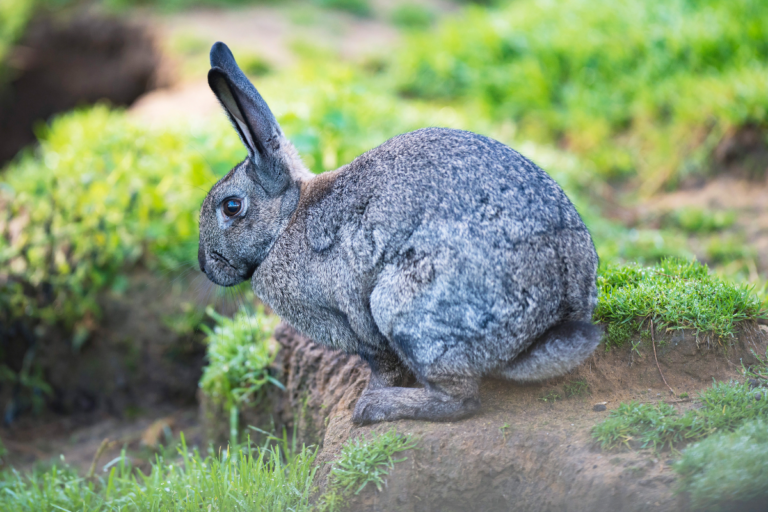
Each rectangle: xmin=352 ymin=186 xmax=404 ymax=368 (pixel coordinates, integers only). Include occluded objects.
xmin=651 ymin=320 xmax=676 ymax=396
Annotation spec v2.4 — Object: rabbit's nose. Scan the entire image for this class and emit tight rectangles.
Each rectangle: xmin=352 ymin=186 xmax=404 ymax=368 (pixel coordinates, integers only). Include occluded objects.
xmin=198 ymin=245 xmax=207 ymax=273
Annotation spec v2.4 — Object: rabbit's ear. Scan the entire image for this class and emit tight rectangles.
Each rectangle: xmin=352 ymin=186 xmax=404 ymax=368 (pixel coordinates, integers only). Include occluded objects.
xmin=208 ymin=42 xmax=288 ymax=194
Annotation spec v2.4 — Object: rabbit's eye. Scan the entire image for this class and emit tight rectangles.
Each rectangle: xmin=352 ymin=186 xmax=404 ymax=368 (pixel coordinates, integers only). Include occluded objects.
xmin=223 ymin=199 xmax=242 ymax=217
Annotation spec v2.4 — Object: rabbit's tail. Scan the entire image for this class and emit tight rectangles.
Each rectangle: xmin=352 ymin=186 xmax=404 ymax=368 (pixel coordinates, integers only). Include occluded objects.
xmin=498 ymin=321 xmax=602 ymax=382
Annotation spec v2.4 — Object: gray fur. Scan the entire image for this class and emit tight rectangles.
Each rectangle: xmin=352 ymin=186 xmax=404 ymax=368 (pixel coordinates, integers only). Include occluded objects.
xmin=198 ymin=43 xmax=601 ymax=424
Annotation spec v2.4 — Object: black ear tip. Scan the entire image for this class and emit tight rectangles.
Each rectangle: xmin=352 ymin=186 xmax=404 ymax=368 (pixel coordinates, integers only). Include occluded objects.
xmin=210 ymin=41 xmax=235 ymax=68
xmin=207 ymin=67 xmax=226 ymax=89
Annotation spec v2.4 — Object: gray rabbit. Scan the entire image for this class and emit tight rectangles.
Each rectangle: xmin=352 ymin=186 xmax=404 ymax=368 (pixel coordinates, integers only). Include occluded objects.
xmin=198 ymin=42 xmax=601 ymax=424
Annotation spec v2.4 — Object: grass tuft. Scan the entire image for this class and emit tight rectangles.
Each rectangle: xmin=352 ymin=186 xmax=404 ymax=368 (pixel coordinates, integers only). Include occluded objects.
xmin=319 ymin=429 xmax=416 ymax=511
xmin=595 ymin=258 xmax=766 ymax=344
xmin=592 ymin=380 xmax=768 ymax=451
xmin=199 ymin=306 xmax=282 ymax=412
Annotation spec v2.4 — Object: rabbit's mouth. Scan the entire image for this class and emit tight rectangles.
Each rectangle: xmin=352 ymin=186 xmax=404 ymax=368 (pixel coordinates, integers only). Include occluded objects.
xmin=208 ymin=250 xmax=249 ymax=287
xmin=243 ymin=261 xmax=259 ymax=281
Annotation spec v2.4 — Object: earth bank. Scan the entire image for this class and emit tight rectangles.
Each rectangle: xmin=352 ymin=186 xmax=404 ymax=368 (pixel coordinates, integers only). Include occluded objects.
xmin=203 ymin=322 xmax=768 ymax=512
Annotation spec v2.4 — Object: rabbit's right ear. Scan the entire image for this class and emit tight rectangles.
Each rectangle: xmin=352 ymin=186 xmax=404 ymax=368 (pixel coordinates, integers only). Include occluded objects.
xmin=208 ymin=42 xmax=289 ymax=195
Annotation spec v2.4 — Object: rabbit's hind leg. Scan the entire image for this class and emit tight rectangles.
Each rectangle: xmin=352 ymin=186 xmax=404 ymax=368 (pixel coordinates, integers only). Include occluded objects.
xmin=351 ymin=375 xmax=479 ymax=425
xmin=359 ymin=346 xmax=416 ymax=390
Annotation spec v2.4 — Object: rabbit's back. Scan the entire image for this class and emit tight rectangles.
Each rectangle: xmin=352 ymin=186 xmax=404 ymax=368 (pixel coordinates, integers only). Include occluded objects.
xmin=294 ymin=128 xmax=597 ymax=375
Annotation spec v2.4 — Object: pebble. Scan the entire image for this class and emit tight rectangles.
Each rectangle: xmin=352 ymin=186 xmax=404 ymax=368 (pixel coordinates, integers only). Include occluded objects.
xmin=755 ymin=392 xmax=763 ymax=401
xmin=748 ymin=379 xmax=761 ymax=389
xmin=593 ymin=404 xmax=607 ymax=412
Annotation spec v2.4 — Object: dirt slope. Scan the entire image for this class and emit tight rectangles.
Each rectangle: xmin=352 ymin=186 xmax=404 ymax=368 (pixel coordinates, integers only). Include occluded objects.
xmin=218 ymin=323 xmax=768 ymax=512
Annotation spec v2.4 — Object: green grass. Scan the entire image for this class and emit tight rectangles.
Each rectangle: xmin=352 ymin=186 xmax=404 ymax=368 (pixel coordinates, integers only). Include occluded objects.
xmin=674 ymin=417 xmax=768 ymax=511
xmin=0 ymin=429 xmax=416 ymax=511
xmin=393 ymin=0 xmax=768 ymax=192
xmin=592 ymin=380 xmax=768 ymax=451
xmin=539 ymin=390 xmax=561 ymax=403
xmin=319 ymin=429 xmax=416 ymax=511
xmin=665 ymin=207 xmax=737 ymax=234
xmin=314 ymin=0 xmax=371 ymax=17
xmin=0 ymin=435 xmax=318 ymax=511
xmin=390 ymin=4 xmax=435 ymax=29
xmin=594 ymin=258 xmax=766 ymax=346
xmin=199 ymin=306 xmax=282 ymax=412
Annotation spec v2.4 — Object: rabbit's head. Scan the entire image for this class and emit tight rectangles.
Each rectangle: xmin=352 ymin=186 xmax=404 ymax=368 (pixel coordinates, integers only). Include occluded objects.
xmin=198 ymin=42 xmax=310 ymax=287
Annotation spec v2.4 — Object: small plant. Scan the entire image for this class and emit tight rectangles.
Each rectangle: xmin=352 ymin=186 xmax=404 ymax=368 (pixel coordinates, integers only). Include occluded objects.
xmin=499 ymin=422 xmax=511 ymax=441
xmin=237 ymin=52 xmax=272 ymax=77
xmin=564 ymin=379 xmax=589 ymax=398
xmin=674 ymin=418 xmax=768 ymax=511
xmin=667 ymin=207 xmax=737 ymax=234
xmin=743 ymin=347 xmax=768 ymax=381
xmin=605 ymin=321 xmax=637 ymax=349
xmin=592 ymin=401 xmax=683 ymax=451
xmin=539 ymin=390 xmax=561 ymax=403
xmin=319 ymin=429 xmax=416 ymax=510
xmin=330 ymin=430 xmax=416 ymax=494
xmin=162 ymin=301 xmax=206 ymax=336
xmin=199 ymin=306 xmax=282 ymax=412
xmin=706 ymin=235 xmax=757 ymax=264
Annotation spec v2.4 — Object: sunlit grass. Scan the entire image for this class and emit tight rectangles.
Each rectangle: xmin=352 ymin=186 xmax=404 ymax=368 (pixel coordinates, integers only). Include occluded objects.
xmin=393 ymin=0 xmax=768 ymax=192
xmin=595 ymin=258 xmax=766 ymax=347
xmin=318 ymin=429 xmax=416 ymax=511
xmin=0 ymin=435 xmax=318 ymax=512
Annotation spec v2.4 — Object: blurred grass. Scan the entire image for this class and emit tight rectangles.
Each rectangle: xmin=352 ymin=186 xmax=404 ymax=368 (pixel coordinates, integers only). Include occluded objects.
xmin=674 ymin=417 xmax=768 ymax=511
xmin=199 ymin=306 xmax=281 ymax=413
xmin=3 ymin=0 xmax=766 ymax=355
xmin=393 ymin=0 xmax=768 ymax=194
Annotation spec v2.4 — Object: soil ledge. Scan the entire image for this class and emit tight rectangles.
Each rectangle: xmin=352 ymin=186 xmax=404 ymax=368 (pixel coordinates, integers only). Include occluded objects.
xmin=203 ymin=322 xmax=767 ymax=512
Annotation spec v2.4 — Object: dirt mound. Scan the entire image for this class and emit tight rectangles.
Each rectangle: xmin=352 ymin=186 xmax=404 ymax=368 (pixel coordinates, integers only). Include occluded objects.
xmin=0 ymin=10 xmax=161 ymax=165
xmin=224 ymin=323 xmax=767 ymax=512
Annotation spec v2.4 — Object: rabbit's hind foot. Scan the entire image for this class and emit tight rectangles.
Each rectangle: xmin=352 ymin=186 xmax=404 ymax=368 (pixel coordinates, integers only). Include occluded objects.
xmin=351 ymin=377 xmax=480 ymax=425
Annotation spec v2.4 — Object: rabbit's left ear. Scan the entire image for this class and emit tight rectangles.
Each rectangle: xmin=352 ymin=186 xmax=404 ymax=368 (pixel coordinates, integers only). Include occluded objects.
xmin=208 ymin=42 xmax=288 ymax=194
